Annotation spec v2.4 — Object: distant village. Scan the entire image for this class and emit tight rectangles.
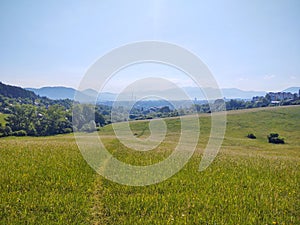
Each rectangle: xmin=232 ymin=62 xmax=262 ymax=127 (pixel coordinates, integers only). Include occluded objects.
xmin=252 ymin=89 xmax=300 ymax=105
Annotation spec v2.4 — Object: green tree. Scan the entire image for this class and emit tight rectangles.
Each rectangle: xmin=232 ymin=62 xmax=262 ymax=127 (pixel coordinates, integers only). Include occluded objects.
xmin=72 ymin=104 xmax=104 ymax=132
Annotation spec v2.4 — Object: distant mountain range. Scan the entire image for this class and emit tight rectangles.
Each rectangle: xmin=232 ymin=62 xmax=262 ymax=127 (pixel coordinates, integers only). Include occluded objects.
xmin=25 ymin=86 xmax=300 ymax=102
xmin=182 ymin=87 xmax=267 ymax=100
xmin=282 ymin=87 xmax=300 ymax=93
xmin=25 ymin=87 xmax=117 ymax=102
xmin=26 ymin=87 xmax=77 ymax=100
xmin=0 ymin=82 xmax=73 ymax=108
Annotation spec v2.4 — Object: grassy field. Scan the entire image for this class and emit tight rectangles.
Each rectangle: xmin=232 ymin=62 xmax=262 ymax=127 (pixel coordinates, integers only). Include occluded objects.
xmin=0 ymin=106 xmax=299 ymax=224
xmin=0 ymin=135 xmax=96 ymax=224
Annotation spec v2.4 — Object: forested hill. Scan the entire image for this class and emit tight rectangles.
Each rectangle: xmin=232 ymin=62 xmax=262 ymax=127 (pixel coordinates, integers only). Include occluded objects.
xmin=0 ymin=82 xmax=37 ymax=99
xmin=0 ymin=82 xmax=75 ymax=137
xmin=0 ymin=82 xmax=73 ymax=112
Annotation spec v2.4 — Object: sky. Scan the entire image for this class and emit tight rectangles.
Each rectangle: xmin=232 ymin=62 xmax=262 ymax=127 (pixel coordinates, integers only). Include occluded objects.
xmin=0 ymin=0 xmax=300 ymax=92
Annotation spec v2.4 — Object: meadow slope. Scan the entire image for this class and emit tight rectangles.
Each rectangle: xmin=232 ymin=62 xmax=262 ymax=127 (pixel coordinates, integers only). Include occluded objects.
xmin=0 ymin=106 xmax=299 ymax=224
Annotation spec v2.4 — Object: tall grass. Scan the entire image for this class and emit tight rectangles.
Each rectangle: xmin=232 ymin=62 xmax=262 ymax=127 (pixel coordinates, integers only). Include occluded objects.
xmin=0 ymin=135 xmax=96 ymax=224
xmin=92 ymin=106 xmax=300 ymax=225
xmin=0 ymin=106 xmax=299 ymax=224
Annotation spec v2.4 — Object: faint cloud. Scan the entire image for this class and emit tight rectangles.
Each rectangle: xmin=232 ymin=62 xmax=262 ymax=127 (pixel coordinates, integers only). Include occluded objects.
xmin=263 ymin=74 xmax=276 ymax=80
xmin=289 ymin=75 xmax=297 ymax=80
xmin=237 ymin=76 xmax=249 ymax=81
xmin=168 ymin=78 xmax=197 ymax=87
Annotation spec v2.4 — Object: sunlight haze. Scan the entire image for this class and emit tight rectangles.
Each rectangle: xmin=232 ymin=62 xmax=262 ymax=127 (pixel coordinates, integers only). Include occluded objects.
xmin=0 ymin=0 xmax=299 ymax=92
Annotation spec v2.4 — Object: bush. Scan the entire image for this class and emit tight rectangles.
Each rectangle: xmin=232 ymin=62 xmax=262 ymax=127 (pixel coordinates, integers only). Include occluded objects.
xmin=269 ymin=133 xmax=279 ymax=138
xmin=63 ymin=128 xmax=73 ymax=133
xmin=80 ymin=120 xmax=96 ymax=133
xmin=13 ymin=130 xmax=27 ymax=136
xmin=268 ymin=133 xmax=285 ymax=144
xmin=4 ymin=125 xmax=12 ymax=136
xmin=247 ymin=133 xmax=256 ymax=139
xmin=0 ymin=125 xmax=12 ymax=137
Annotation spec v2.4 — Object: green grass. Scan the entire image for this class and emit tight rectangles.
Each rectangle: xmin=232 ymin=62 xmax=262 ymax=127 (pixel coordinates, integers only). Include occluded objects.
xmin=0 ymin=135 xmax=96 ymax=224
xmin=0 ymin=106 xmax=299 ymax=224
xmin=0 ymin=113 xmax=8 ymax=125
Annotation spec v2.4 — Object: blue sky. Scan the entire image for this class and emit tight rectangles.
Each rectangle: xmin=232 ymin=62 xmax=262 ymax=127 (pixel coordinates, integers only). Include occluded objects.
xmin=0 ymin=0 xmax=299 ymax=92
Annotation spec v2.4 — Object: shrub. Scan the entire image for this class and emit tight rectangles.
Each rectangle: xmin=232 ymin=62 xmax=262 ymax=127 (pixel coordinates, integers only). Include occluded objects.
xmin=4 ymin=125 xmax=12 ymax=136
xmin=247 ymin=133 xmax=256 ymax=139
xmin=0 ymin=125 xmax=12 ymax=137
xmin=268 ymin=133 xmax=285 ymax=144
xmin=80 ymin=120 xmax=96 ymax=133
xmin=63 ymin=128 xmax=73 ymax=133
xmin=13 ymin=130 xmax=27 ymax=136
xmin=269 ymin=133 xmax=279 ymax=138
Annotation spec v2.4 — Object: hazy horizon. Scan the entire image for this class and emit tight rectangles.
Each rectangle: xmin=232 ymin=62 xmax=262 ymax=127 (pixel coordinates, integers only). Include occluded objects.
xmin=4 ymin=81 xmax=300 ymax=94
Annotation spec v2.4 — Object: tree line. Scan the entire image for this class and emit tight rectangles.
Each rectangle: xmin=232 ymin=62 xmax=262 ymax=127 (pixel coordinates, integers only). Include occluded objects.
xmin=0 ymin=82 xmax=107 ymax=137
xmin=0 ymin=104 xmax=72 ymax=137
xmin=1 ymin=81 xmax=299 ymax=137
xmin=0 ymin=103 xmax=107 ymax=137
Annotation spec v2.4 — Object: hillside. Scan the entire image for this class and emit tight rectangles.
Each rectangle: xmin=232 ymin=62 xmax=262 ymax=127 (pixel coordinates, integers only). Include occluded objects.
xmin=26 ymin=86 xmax=77 ymax=99
xmin=0 ymin=82 xmax=73 ymax=111
xmin=0 ymin=82 xmax=74 ymax=137
xmin=26 ymin=86 xmax=105 ymax=102
xmin=0 ymin=106 xmax=299 ymax=224
xmin=0 ymin=82 xmax=37 ymax=99
xmin=25 ymin=85 xmax=300 ymax=101
xmin=26 ymin=86 xmax=267 ymax=101
xmin=282 ymin=87 xmax=300 ymax=93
